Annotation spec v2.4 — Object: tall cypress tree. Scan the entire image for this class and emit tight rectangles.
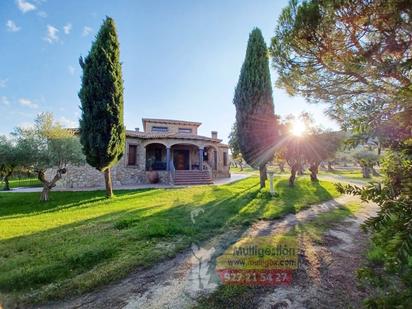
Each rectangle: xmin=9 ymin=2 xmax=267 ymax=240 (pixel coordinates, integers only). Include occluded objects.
xmin=79 ymin=17 xmax=125 ymax=198
xmin=233 ymin=28 xmax=277 ymax=188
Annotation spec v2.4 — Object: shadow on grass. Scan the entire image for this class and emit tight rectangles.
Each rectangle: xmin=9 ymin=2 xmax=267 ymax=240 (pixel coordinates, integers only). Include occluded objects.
xmin=0 ymin=177 xmax=339 ymax=304
xmin=0 ymin=188 xmax=158 ymax=219
xmin=0 ymin=179 xmax=262 ymax=299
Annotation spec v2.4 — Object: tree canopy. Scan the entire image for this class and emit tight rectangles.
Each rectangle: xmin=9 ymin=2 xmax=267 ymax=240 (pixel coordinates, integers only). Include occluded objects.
xmin=271 ymin=1 xmax=411 ymax=305
xmin=79 ymin=16 xmax=125 ymax=197
xmin=0 ymin=136 xmax=23 ymax=190
xmin=233 ymin=28 xmax=277 ymax=188
xmin=12 ymin=113 xmax=84 ymax=201
xmin=228 ymin=122 xmax=241 ymax=158
xmin=270 ymin=0 xmax=412 ymax=146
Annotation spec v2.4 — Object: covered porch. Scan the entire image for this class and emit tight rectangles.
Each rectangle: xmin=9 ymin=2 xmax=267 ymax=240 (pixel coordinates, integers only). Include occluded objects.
xmin=144 ymin=142 xmax=218 ymax=172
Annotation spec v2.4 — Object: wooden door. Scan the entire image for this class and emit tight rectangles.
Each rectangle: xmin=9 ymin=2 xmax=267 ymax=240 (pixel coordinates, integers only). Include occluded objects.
xmin=174 ymin=150 xmax=189 ymax=170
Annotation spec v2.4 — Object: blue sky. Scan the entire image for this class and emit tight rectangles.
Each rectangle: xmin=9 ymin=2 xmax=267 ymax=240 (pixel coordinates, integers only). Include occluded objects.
xmin=0 ymin=0 xmax=338 ymax=142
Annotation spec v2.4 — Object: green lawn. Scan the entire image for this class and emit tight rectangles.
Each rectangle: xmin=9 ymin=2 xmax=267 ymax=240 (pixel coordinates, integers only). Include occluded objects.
xmin=229 ymin=166 xmax=257 ymax=174
xmin=0 ymin=176 xmax=340 ymax=305
xmin=0 ymin=177 xmax=42 ymax=190
xmin=319 ymin=169 xmax=383 ymax=182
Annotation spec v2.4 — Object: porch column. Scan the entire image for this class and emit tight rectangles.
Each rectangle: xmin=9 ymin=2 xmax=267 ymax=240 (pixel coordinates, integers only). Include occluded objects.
xmin=166 ymin=147 xmax=171 ymax=171
xmin=198 ymin=147 xmax=204 ymax=170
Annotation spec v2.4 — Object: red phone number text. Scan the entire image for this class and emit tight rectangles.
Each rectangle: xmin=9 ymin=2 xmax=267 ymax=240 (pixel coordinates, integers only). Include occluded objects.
xmin=217 ymin=269 xmax=292 ymax=286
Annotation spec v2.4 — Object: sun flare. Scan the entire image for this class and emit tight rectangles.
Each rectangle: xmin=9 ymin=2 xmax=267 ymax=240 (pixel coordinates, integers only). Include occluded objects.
xmin=290 ymin=120 xmax=306 ymax=136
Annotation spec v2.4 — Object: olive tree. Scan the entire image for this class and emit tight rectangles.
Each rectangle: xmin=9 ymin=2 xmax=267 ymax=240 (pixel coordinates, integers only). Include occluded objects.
xmin=0 ymin=136 xmax=23 ymax=190
xmin=353 ymin=150 xmax=380 ymax=178
xmin=14 ymin=113 xmax=84 ymax=201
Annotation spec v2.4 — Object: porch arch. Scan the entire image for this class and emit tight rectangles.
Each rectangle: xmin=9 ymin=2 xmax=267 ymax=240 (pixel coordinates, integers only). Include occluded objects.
xmin=142 ymin=140 xmax=168 ymax=148
xmin=145 ymin=143 xmax=167 ymax=171
xmin=170 ymin=143 xmax=203 ymax=171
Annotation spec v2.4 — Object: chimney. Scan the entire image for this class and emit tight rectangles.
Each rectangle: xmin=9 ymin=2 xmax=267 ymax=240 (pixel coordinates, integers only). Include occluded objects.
xmin=135 ymin=127 xmax=140 ymax=132
xmin=211 ymin=131 xmax=218 ymax=139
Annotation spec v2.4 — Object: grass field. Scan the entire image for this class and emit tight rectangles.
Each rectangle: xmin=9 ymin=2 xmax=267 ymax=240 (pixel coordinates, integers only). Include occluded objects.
xmin=0 ymin=176 xmax=340 ymax=304
xmin=229 ymin=166 xmax=258 ymax=174
xmin=319 ymin=169 xmax=383 ymax=182
xmin=230 ymin=165 xmax=382 ymax=182
xmin=0 ymin=177 xmax=42 ymax=189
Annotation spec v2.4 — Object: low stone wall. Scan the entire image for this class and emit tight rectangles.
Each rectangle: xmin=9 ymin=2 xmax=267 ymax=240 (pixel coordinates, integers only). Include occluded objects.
xmin=45 ymin=164 xmax=171 ymax=189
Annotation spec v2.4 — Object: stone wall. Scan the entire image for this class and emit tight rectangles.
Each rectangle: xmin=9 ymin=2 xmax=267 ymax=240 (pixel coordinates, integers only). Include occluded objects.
xmin=46 ymin=136 xmax=229 ymax=189
xmin=46 ymin=164 xmax=171 ymax=189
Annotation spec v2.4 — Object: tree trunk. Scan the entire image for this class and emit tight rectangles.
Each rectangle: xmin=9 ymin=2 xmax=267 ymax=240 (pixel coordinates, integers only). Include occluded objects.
xmin=309 ymin=164 xmax=319 ymax=182
xmin=279 ymin=162 xmax=285 ymax=173
xmin=40 ymin=185 xmax=51 ymax=201
xmin=104 ymin=168 xmax=113 ymax=198
xmin=327 ymin=161 xmax=334 ymax=171
xmin=3 ymin=171 xmax=12 ymax=191
xmin=38 ymin=168 xmax=66 ymax=202
xmin=289 ymin=164 xmax=297 ymax=187
xmin=298 ymin=163 xmax=304 ymax=175
xmin=362 ymin=166 xmax=371 ymax=178
xmin=259 ymin=165 xmax=266 ymax=189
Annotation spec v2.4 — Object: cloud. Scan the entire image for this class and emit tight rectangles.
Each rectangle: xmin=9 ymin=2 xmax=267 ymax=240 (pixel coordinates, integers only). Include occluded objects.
xmin=58 ymin=116 xmax=77 ymax=128
xmin=1 ymin=96 xmax=10 ymax=106
xmin=63 ymin=23 xmax=72 ymax=34
xmin=37 ymin=10 xmax=47 ymax=18
xmin=68 ymin=65 xmax=75 ymax=75
xmin=0 ymin=79 xmax=8 ymax=88
xmin=16 ymin=0 xmax=36 ymax=13
xmin=82 ymin=26 xmax=93 ymax=37
xmin=19 ymin=98 xmax=38 ymax=109
xmin=44 ymin=24 xmax=59 ymax=43
xmin=6 ymin=20 xmax=21 ymax=32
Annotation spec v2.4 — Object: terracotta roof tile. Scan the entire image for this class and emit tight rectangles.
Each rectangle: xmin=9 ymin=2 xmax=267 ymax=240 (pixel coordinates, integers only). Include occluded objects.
xmin=125 ymin=130 xmax=226 ymax=145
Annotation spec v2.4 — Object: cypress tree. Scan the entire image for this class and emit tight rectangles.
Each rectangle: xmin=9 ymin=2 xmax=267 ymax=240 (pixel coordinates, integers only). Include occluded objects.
xmin=79 ymin=16 xmax=125 ymax=198
xmin=233 ymin=28 xmax=277 ymax=188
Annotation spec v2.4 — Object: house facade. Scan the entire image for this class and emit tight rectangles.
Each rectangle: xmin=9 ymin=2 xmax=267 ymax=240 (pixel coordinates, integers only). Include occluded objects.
xmin=51 ymin=118 xmax=230 ymax=188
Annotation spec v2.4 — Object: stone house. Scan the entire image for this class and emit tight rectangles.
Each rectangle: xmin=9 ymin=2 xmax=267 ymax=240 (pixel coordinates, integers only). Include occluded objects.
xmin=52 ymin=118 xmax=230 ymax=188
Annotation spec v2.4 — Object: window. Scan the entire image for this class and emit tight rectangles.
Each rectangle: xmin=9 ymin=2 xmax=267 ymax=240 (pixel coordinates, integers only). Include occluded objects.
xmin=178 ymin=128 xmax=192 ymax=134
xmin=151 ymin=126 xmax=168 ymax=132
xmin=128 ymin=145 xmax=137 ymax=166
xmin=223 ymin=152 xmax=228 ymax=166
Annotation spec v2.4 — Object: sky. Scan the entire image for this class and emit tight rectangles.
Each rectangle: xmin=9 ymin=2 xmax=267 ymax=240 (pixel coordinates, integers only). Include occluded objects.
xmin=0 ymin=0 xmax=339 ymax=142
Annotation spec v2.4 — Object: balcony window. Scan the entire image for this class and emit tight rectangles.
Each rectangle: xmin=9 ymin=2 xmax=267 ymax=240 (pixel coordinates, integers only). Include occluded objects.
xmin=178 ymin=128 xmax=192 ymax=134
xmin=151 ymin=126 xmax=169 ymax=132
